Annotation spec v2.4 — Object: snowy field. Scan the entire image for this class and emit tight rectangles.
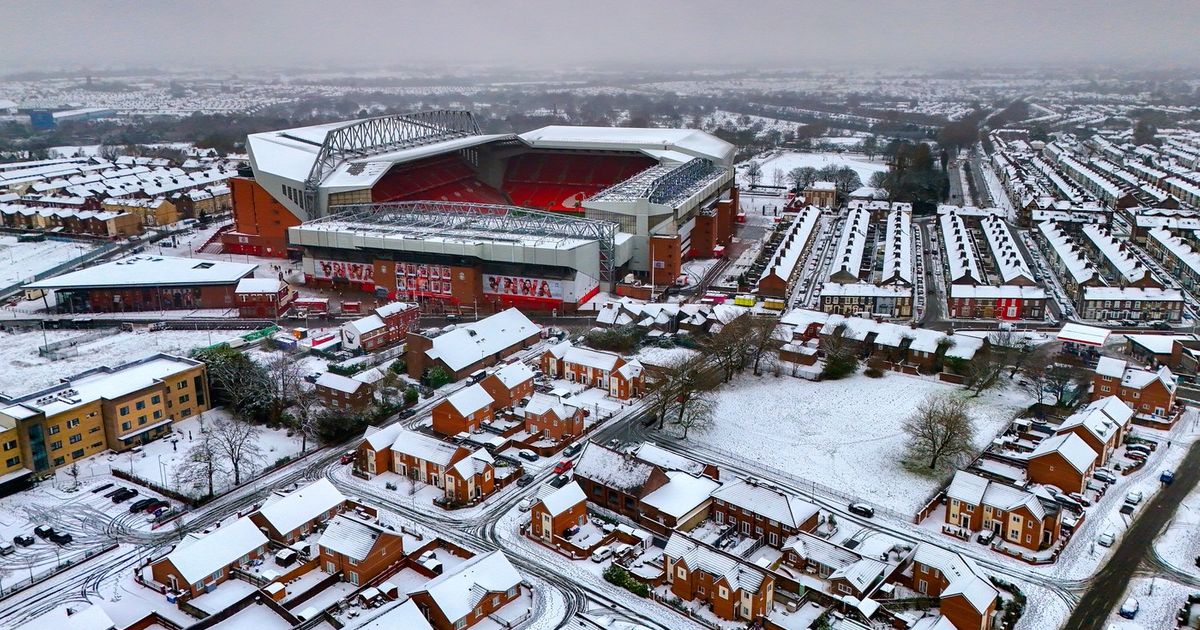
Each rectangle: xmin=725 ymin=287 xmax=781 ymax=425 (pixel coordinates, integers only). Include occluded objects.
xmin=0 ymin=236 xmax=100 ymax=286
xmin=1104 ymin=577 xmax=1192 ymax=629
xmin=742 ymin=151 xmax=886 ymax=187
xmin=699 ymin=372 xmax=1034 ymax=513
xmin=0 ymin=327 xmax=232 ymax=396
xmin=635 ymin=345 xmax=700 ymax=368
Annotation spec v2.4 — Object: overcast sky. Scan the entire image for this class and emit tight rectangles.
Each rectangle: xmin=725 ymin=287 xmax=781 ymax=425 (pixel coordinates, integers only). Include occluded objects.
xmin=5 ymin=0 xmax=1199 ymax=74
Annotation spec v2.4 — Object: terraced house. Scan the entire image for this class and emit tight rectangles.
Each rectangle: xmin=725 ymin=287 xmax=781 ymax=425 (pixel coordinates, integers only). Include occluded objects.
xmin=945 ymin=471 xmax=1061 ymax=551
xmin=663 ymin=532 xmax=775 ymax=623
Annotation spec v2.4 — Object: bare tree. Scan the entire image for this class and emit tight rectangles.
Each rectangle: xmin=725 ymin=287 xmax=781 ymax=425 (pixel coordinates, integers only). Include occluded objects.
xmin=706 ymin=315 xmax=754 ymax=382
xmin=291 ymin=386 xmax=321 ymax=453
xmin=772 ymin=168 xmax=785 ymax=188
xmin=97 ymin=144 xmax=121 ymax=161
xmin=788 ymin=166 xmax=819 ymax=192
xmin=903 ymin=395 xmax=977 ymax=471
xmin=264 ymin=353 xmax=304 ymax=425
xmin=961 ymin=352 xmax=1006 ymax=397
xmin=1044 ymin=362 xmax=1089 ymax=406
xmin=747 ymin=316 xmax=785 ymax=376
xmin=1018 ymin=354 xmax=1052 ymax=404
xmin=646 ymin=361 xmax=685 ymax=430
xmin=175 ymin=429 xmax=224 ymax=497
xmin=66 ymin=462 xmax=80 ymax=490
xmin=210 ymin=417 xmax=264 ymax=486
xmin=820 ymin=324 xmax=859 ymax=379
xmin=674 ymin=394 xmax=715 ymax=440
xmin=746 ymin=160 xmax=763 ymax=188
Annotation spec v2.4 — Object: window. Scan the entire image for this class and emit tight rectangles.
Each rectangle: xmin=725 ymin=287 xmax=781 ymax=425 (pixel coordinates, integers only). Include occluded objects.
xmin=5 ymin=456 xmax=19 ymax=467
xmin=47 ymin=425 xmax=60 ymax=435
xmin=136 ymin=401 xmax=146 ymax=411
xmin=71 ymin=449 xmax=84 ymax=458
xmin=181 ymin=408 xmax=191 ymax=417
xmin=119 ymin=406 xmax=129 ymax=416
xmin=676 ymin=567 xmax=687 ymax=579
xmin=121 ymin=421 xmax=132 ymax=431
xmin=179 ymin=394 xmax=190 ymax=403
xmin=66 ymin=419 xmax=79 ymax=429
xmin=176 ymin=380 xmax=187 ymax=390
xmin=153 ymin=410 xmax=162 ymax=420
xmin=2 ymin=440 xmax=16 ymax=451
xmin=69 ymin=434 xmax=82 ymax=444
xmin=50 ymin=440 xmax=62 ymax=450
xmin=151 ymin=395 xmax=161 ymax=404
xmin=53 ymin=456 xmax=65 ymax=466
xmin=138 ymin=416 xmax=147 ymax=426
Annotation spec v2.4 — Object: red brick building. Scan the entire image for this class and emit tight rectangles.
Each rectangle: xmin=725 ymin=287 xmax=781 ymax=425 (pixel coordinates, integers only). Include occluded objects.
xmin=1093 ymin=356 xmax=1178 ymax=419
xmin=388 ymin=428 xmax=496 ymax=505
xmin=249 ymin=478 xmax=348 ymax=543
xmin=907 ymin=544 xmax=999 ymax=630
xmin=944 ymin=471 xmax=1061 ymax=551
xmin=340 ymin=301 xmax=420 ymax=352
xmin=478 ymin=362 xmax=536 ymax=409
xmin=1027 ymin=432 xmax=1098 ymax=495
xmin=406 ymin=551 xmax=524 ymax=630
xmin=709 ymin=478 xmax=820 ymax=548
xmin=572 ymin=442 xmax=668 ymax=522
xmin=221 ymin=176 xmax=300 ymax=257
xmin=530 ymin=481 xmax=587 ymax=544
xmin=663 ymin=533 xmax=774 ymax=623
xmin=1053 ymin=395 xmax=1133 ymax=466
xmin=521 ymin=393 xmax=585 ymax=441
xmin=234 ymin=278 xmax=292 ymax=318
xmin=539 ymin=341 xmax=644 ymax=399
xmin=317 ymin=513 xmax=406 ymax=586
xmin=315 ymin=372 xmax=373 ymax=411
xmin=431 ymin=383 xmax=495 ymax=437
xmin=149 ymin=517 xmax=268 ymax=598
xmin=406 ymin=308 xmax=540 ymax=381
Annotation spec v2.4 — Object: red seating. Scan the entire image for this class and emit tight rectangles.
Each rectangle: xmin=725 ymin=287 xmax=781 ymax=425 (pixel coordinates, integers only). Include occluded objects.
xmin=372 ymin=154 xmax=504 ymax=204
xmin=500 ymin=152 xmax=655 ymax=212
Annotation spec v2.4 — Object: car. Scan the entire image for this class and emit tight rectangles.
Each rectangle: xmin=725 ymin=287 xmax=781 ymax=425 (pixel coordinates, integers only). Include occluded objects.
xmin=398 ymin=409 xmax=416 ymax=420
xmin=517 ymin=450 xmax=538 ymax=462
xmin=590 ymin=546 xmax=613 ymax=562
xmin=1153 ymin=321 xmax=1173 ymax=331
xmin=976 ymin=530 xmax=995 ymax=545
xmin=90 ymin=482 xmax=114 ymax=494
xmin=1161 ymin=470 xmax=1176 ymax=485
xmin=339 ymin=451 xmax=355 ymax=465
xmin=518 ymin=499 xmax=533 ymax=512
xmin=563 ymin=525 xmax=580 ymax=539
xmin=113 ymin=488 xmax=139 ymax=503
xmin=1067 ymin=493 xmax=1092 ymax=507
xmin=0 ymin=540 xmax=14 ymax=555
xmin=607 ymin=439 xmax=621 ymax=450
xmin=1119 ymin=503 xmax=1135 ymax=515
xmin=129 ymin=498 xmax=156 ymax=513
xmin=516 ymin=474 xmax=534 ymax=487
xmin=549 ymin=474 xmax=570 ymax=488
xmin=553 ymin=459 xmax=573 ymax=475
xmin=1053 ymin=494 xmax=1084 ymax=512
xmin=1093 ymin=469 xmax=1118 ymax=484
xmin=1125 ymin=491 xmax=1143 ymax=505
xmin=848 ymin=502 xmax=875 ymax=518
xmin=103 ymin=487 xmax=125 ymax=498
xmin=1118 ymin=597 xmax=1139 ymax=619
xmin=144 ymin=499 xmax=169 ymax=513
xmin=149 ymin=508 xmax=176 ymax=522
xmin=1097 ymin=533 xmax=1115 ymax=547
xmin=1126 ymin=444 xmax=1152 ymax=457
xmin=563 ymin=443 xmax=582 ymax=457
xmin=13 ymin=535 xmax=34 ymax=547
xmin=48 ymin=532 xmax=72 ymax=545
xmin=34 ymin=525 xmax=55 ymax=539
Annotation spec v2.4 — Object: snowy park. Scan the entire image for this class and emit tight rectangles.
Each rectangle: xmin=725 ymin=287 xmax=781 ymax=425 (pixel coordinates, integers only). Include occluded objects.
xmin=740 ymin=151 xmax=887 ymax=188
xmin=699 ymin=371 xmax=1034 ymax=513
xmin=0 ymin=236 xmax=101 ymax=287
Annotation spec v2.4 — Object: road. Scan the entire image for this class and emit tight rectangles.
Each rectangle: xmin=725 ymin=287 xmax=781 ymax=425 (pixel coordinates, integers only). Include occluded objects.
xmin=1064 ymin=439 xmax=1200 ymax=629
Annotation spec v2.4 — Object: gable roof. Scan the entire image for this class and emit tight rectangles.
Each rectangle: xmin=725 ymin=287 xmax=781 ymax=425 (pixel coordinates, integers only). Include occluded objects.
xmin=640 ymin=471 xmax=720 ymax=519
xmin=536 ymin=481 xmax=587 ymax=517
xmin=490 ymin=361 xmax=535 ymax=388
xmin=911 ymin=543 xmax=994 ymax=614
xmin=829 ymin=557 xmax=888 ymax=593
xmin=360 ymin=600 xmax=434 ymax=630
xmin=711 ymin=479 xmax=818 ymax=529
xmin=363 ymin=423 xmax=403 ymax=451
xmin=424 ymin=308 xmax=538 ymax=372
xmin=631 ymin=442 xmax=710 ymax=477
xmin=522 ymin=392 xmax=580 ymax=421
xmin=160 ymin=517 xmax=267 ymax=584
xmin=561 ymin=344 xmax=622 ymax=371
xmin=943 ymin=575 xmax=1000 ymax=614
xmin=1031 ymin=432 xmax=1097 ymax=474
xmin=390 ymin=428 xmax=462 ymax=467
xmin=408 ymin=551 xmax=522 ymax=623
xmin=946 ymin=471 xmax=1045 ymax=521
xmin=574 ymin=442 xmax=657 ymax=493
xmin=444 ymin=383 xmax=494 ymax=417
xmin=256 ymin=478 xmax=346 ymax=535
xmin=318 ymin=514 xmax=393 ymax=562
xmin=316 ymin=371 xmax=365 ymax=394
xmin=664 ymin=533 xmax=768 ymax=594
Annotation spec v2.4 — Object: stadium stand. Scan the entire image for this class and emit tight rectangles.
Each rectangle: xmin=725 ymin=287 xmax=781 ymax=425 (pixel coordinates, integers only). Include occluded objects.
xmin=501 ymin=152 xmax=655 ymax=212
xmin=372 ymin=154 xmax=506 ymax=204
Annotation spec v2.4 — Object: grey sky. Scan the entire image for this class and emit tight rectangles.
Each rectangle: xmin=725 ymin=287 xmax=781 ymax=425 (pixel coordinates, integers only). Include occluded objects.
xmin=5 ymin=0 xmax=1198 ymax=73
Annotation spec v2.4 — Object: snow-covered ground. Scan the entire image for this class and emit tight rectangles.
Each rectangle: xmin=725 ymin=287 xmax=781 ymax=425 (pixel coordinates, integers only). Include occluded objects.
xmin=634 ymin=345 xmax=700 ymax=368
xmin=0 ymin=236 xmax=101 ymax=287
xmin=1156 ymin=454 xmax=1200 ymax=578
xmin=0 ymin=327 xmax=232 ymax=396
xmin=1104 ymin=577 xmax=1193 ymax=629
xmin=740 ymin=151 xmax=886 ymax=188
xmin=699 ymin=371 xmax=1033 ymax=513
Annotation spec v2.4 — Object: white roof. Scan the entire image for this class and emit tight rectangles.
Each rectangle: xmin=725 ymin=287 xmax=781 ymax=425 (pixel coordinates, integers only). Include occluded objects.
xmin=522 ymin=392 xmax=579 ymax=421
xmin=359 ymin=600 xmax=434 ymax=630
xmin=912 ymin=543 xmax=994 ymax=612
xmin=407 ymin=551 xmax=522 ymax=623
xmin=1057 ymin=322 xmax=1110 ymax=347
xmin=2 ymin=354 xmax=201 ymax=417
xmin=160 ymin=517 xmax=266 ymax=584
xmin=881 ymin=207 xmax=913 ymax=285
xmin=363 ymin=423 xmax=403 ymax=451
xmin=664 ymin=533 xmax=767 ymax=593
xmin=491 ymin=361 xmax=535 ymax=389
xmin=947 ymin=284 xmax=1046 ymax=299
xmin=1095 ymin=356 xmax=1127 ymax=378
xmin=632 ymin=442 xmax=709 ymax=477
xmin=1126 ymin=334 xmax=1193 ymax=354
xmin=13 ymin=605 xmax=115 ymax=630
xmin=444 ymin=383 xmax=494 ymax=417
xmin=257 ymin=478 xmax=346 ymax=536
xmin=375 ymin=301 xmax=416 ymax=318
xmin=537 ymin=480 xmax=587 ymax=517
xmin=518 ymin=126 xmax=734 ymax=165
xmin=235 ymin=278 xmax=284 ymax=294
xmin=574 ymin=442 xmax=656 ymax=492
xmin=318 ymin=514 xmax=390 ymax=562
xmin=828 ymin=206 xmax=871 ymax=281
xmin=1031 ymin=432 xmax=1097 ymax=474
xmin=980 ymin=216 xmax=1034 ymax=284
xmin=943 ymin=575 xmax=1000 ymax=614
xmin=1037 ymin=221 xmax=1095 ymax=285
xmin=425 ymin=308 xmax=539 ymax=372
xmin=939 ymin=211 xmax=983 ymax=284
xmin=759 ymin=207 xmax=820 ymax=288
xmin=1082 ymin=286 xmax=1183 ymax=302
xmin=711 ymin=479 xmax=818 ymax=529
xmin=316 ymin=371 xmax=365 ymax=394
xmin=562 ymin=344 xmax=622 ymax=372
xmin=390 ymin=429 xmax=462 ymax=467
xmin=1080 ymin=224 xmax=1147 ymax=284
xmin=641 ymin=471 xmax=719 ymax=519
xmin=344 ymin=314 xmax=386 ymax=336
xmin=26 ymin=255 xmax=255 ymax=290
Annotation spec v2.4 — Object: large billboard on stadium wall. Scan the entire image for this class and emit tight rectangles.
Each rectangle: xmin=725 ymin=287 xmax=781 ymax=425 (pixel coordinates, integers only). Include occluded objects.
xmin=313 ymin=259 xmax=375 ymax=284
xmin=396 ymin=262 xmax=455 ymax=299
xmin=484 ymin=274 xmax=563 ymax=303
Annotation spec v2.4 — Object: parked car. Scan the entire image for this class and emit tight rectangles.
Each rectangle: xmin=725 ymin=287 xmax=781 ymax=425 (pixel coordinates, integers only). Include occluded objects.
xmin=976 ymin=530 xmax=995 ymax=545
xmin=549 ymin=474 xmax=570 ymax=488
xmin=553 ymin=459 xmax=573 ymax=475
xmin=1118 ymin=597 xmax=1139 ymax=619
xmin=1161 ymin=470 xmax=1176 ymax=485
xmin=129 ymin=498 xmax=156 ymax=513
xmin=339 ymin=451 xmax=356 ymax=465
xmin=48 ymin=532 xmax=72 ymax=545
xmin=91 ymin=483 xmax=114 ymax=494
xmin=1097 ymin=533 xmax=1115 ymax=547
xmin=398 ymin=409 xmax=416 ymax=420
xmin=34 ymin=525 xmax=55 ymax=539
xmin=517 ymin=450 xmax=539 ymax=462
xmin=103 ymin=487 xmax=125 ymax=498
xmin=590 ymin=546 xmax=613 ymax=562
xmin=1053 ymin=494 xmax=1084 ymax=512
xmin=1125 ymin=491 xmax=1143 ymax=505
xmin=518 ymin=499 xmax=533 ymax=512
xmin=13 ymin=535 xmax=34 ymax=547
xmin=1094 ymin=469 xmax=1118 ymax=484
xmin=143 ymin=499 xmax=169 ymax=513
xmin=1126 ymin=444 xmax=1152 ymax=457
xmin=563 ymin=443 xmax=582 ymax=457
xmin=112 ymin=488 xmax=139 ymax=503
xmin=0 ymin=540 xmax=14 ymax=555
xmin=516 ymin=474 xmax=534 ymax=487
xmin=1119 ymin=503 xmax=1135 ymax=516
xmin=1067 ymin=493 xmax=1092 ymax=507
xmin=848 ymin=502 xmax=875 ymax=518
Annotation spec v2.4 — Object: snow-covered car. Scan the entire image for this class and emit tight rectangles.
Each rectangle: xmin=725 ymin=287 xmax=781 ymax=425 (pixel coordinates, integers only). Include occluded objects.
xmin=1093 ymin=469 xmax=1118 ymax=484
xmin=976 ymin=530 xmax=995 ymax=545
xmin=848 ymin=502 xmax=875 ymax=518
xmin=518 ymin=499 xmax=533 ymax=512
xmin=517 ymin=450 xmax=538 ymax=462
xmin=1097 ymin=533 xmax=1115 ymax=547
xmin=1118 ymin=597 xmax=1139 ymax=619
xmin=1124 ymin=491 xmax=1143 ymax=505
xmin=590 ymin=546 xmax=613 ymax=562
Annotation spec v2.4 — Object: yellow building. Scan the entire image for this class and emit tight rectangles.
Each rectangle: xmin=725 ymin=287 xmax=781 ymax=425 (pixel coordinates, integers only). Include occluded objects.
xmin=102 ymin=197 xmax=179 ymax=227
xmin=0 ymin=354 xmax=210 ymax=490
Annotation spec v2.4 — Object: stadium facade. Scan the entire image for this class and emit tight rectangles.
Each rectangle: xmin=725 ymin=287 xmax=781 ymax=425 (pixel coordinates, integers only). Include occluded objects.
xmin=224 ymin=111 xmax=738 ymax=311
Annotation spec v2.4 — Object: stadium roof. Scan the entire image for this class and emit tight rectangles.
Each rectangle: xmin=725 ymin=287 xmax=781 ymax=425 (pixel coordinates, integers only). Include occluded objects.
xmin=519 ymin=126 xmax=735 ymax=165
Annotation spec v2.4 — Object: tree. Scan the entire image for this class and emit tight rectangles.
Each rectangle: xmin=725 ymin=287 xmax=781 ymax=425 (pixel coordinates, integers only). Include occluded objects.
xmin=820 ymin=324 xmax=859 ymax=379
xmin=1044 ymin=362 xmax=1089 ymax=406
xmin=747 ymin=316 xmax=785 ymax=376
xmin=962 ymin=352 xmax=1006 ymax=397
xmin=264 ymin=353 xmax=303 ymax=425
xmin=746 ymin=160 xmax=763 ymax=188
xmin=1133 ymin=118 xmax=1159 ymax=146
xmin=403 ymin=386 xmax=420 ymax=406
xmin=176 ymin=429 xmax=223 ymax=497
xmin=673 ymin=394 xmax=715 ymax=440
xmin=787 ymin=166 xmax=819 ymax=193
xmin=862 ymin=136 xmax=879 ymax=160
xmin=706 ymin=315 xmax=754 ymax=382
xmin=772 ymin=168 xmax=785 ymax=188
xmin=196 ymin=346 xmax=272 ymax=422
xmin=291 ymin=386 xmax=321 ymax=453
xmin=903 ymin=395 xmax=977 ymax=471
xmin=868 ymin=170 xmax=888 ymax=190
xmin=66 ymin=462 xmax=80 ymax=490
xmin=425 ymin=366 xmax=451 ymax=389
xmin=210 ymin=417 xmax=263 ymax=486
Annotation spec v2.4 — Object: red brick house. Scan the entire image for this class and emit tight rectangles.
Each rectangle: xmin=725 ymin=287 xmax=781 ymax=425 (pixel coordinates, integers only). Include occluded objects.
xmin=389 ymin=428 xmax=496 ymax=504
xmin=150 ymin=517 xmax=268 ymax=598
xmin=249 ymin=478 xmax=348 ymax=544
xmin=1053 ymin=395 xmax=1133 ymax=466
xmin=357 ymin=423 xmax=404 ymax=478
xmin=316 ymin=372 xmax=373 ymax=411
xmin=521 ymin=392 xmax=585 ymax=441
xmin=663 ymin=533 xmax=774 ymax=623
xmin=630 ymin=442 xmax=720 ymax=480
xmin=318 ymin=513 xmax=406 ymax=586
xmin=431 ymin=383 xmax=495 ymax=437
xmin=1027 ymin=432 xmax=1098 ymax=495
xmin=478 ymin=361 xmax=536 ymax=409
xmin=572 ymin=442 xmax=668 ymax=522
xmin=406 ymin=308 xmax=540 ymax=381
xmin=406 ymin=550 xmax=524 ymax=630
xmin=1093 ymin=356 xmax=1178 ymax=418
xmin=540 ymin=342 xmax=644 ymax=400
xmin=709 ymin=478 xmax=820 ymax=548
xmin=234 ymin=278 xmax=292 ymax=318
xmin=340 ymin=301 xmax=420 ymax=353
xmin=907 ymin=544 xmax=998 ymax=630
xmin=530 ymin=481 xmax=587 ymax=544
xmin=944 ymin=471 xmax=1061 ymax=550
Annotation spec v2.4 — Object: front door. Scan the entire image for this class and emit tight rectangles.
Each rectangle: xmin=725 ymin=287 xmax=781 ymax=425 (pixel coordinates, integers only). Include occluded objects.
xmin=541 ymin=513 xmax=552 ymax=542
xmin=959 ymin=513 xmax=970 ymax=528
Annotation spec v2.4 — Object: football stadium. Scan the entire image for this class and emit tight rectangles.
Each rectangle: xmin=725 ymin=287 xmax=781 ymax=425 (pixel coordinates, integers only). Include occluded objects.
xmin=223 ymin=111 xmax=739 ymax=311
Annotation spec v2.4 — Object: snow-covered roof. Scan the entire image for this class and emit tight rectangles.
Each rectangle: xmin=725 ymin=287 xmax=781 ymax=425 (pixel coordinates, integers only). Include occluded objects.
xmin=759 ymin=206 xmax=820 ymax=288
xmin=1081 ymin=286 xmax=1183 ymax=302
xmin=943 ymin=575 xmax=1000 ymax=614
xmin=979 ymin=216 xmax=1034 ymax=284
xmin=424 ymin=308 xmax=539 ymax=372
xmin=641 ymin=471 xmax=719 ymax=519
xmin=316 ymin=371 xmax=366 ymax=394
xmin=522 ymin=392 xmax=579 ymax=421
xmin=1126 ymin=333 xmax=1193 ymax=355
xmin=363 ymin=423 xmax=403 ymax=451
xmin=1057 ymin=322 xmax=1110 ymax=347
xmin=317 ymin=514 xmax=393 ymax=562
xmin=1080 ymin=224 xmax=1147 ymax=285
xmin=2 ymin=353 xmax=202 ymax=417
xmin=256 ymin=478 xmax=346 ymax=536
xmin=490 ymin=361 xmax=535 ymax=389
xmin=574 ymin=442 xmax=657 ymax=493
xmin=444 ymin=383 xmax=494 ymax=417
xmin=711 ymin=479 xmax=818 ymax=529
xmin=829 ymin=557 xmax=887 ymax=593
xmin=375 ymin=301 xmax=416 ymax=318
xmin=359 ymin=600 xmax=434 ymax=630
xmin=1036 ymin=221 xmax=1095 ymax=285
xmin=782 ymin=532 xmax=861 ymax=571
xmin=1148 ymin=228 xmax=1200 ymax=278
xmin=12 ymin=605 xmax=115 ymax=630
xmin=828 ymin=206 xmax=871 ymax=282
xmin=406 ymin=550 xmax=522 ymax=624
xmin=946 ymin=471 xmax=1045 ymax=521
xmin=562 ymin=345 xmax=621 ymax=372
xmin=632 ymin=442 xmax=710 ymax=477
xmin=450 ymin=449 xmax=493 ymax=479
xmin=881 ymin=207 xmax=913 ymax=285
xmin=518 ymin=126 xmax=735 ymax=165
xmin=390 ymin=428 xmax=462 ymax=467
xmin=26 ymin=254 xmax=256 ymax=290
xmin=1095 ymin=357 xmax=1176 ymax=391
xmin=1030 ymin=432 xmax=1097 ymax=474
xmin=344 ymin=314 xmax=386 ymax=336
xmin=664 ymin=533 xmax=768 ymax=594
xmin=160 ymin=517 xmax=266 ymax=584
xmin=911 ymin=543 xmax=994 ymax=612
xmin=234 ymin=277 xmax=284 ymax=294
xmin=536 ymin=481 xmax=586 ymax=517
xmin=939 ymin=211 xmax=983 ymax=284
xmin=947 ymin=284 xmax=1047 ymax=299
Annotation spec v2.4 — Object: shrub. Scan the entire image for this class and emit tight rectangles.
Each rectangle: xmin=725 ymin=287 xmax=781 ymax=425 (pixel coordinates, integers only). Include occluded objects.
xmin=584 ymin=326 xmax=639 ymax=353
xmin=403 ymin=386 xmax=419 ymax=405
xmin=425 ymin=366 xmax=451 ymax=389
xmin=603 ymin=564 xmax=649 ymax=597
xmin=864 ymin=367 xmax=884 ymax=378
